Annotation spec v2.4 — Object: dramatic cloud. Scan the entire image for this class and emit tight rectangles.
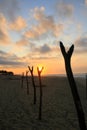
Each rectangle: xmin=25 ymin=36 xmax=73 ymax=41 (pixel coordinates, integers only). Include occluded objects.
xmin=37 ymin=44 xmax=51 ymax=53
xmin=25 ymin=7 xmax=63 ymax=39
xmin=24 ymin=41 xmax=59 ymax=60
xmin=55 ymin=2 xmax=74 ymax=18
xmin=30 ymin=55 xmax=57 ymax=60
xmin=0 ymin=13 xmax=11 ymax=45
xmin=16 ymin=38 xmax=28 ymax=46
xmin=0 ymin=0 xmax=20 ymax=21
xmin=0 ymin=50 xmax=25 ymax=66
xmin=10 ymin=16 xmax=27 ymax=31
xmin=0 ymin=50 xmax=7 ymax=56
xmin=0 ymin=59 xmax=23 ymax=66
xmin=75 ymin=36 xmax=87 ymax=53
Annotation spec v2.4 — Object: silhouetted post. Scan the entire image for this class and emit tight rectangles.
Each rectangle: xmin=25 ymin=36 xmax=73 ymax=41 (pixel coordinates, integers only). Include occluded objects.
xmin=60 ymin=41 xmax=86 ymax=130
xmin=37 ymin=67 xmax=44 ymax=120
xmin=86 ymin=74 xmax=87 ymax=99
xmin=26 ymin=70 xmax=29 ymax=95
xmin=28 ymin=66 xmax=36 ymax=104
xmin=21 ymin=72 xmax=24 ymax=88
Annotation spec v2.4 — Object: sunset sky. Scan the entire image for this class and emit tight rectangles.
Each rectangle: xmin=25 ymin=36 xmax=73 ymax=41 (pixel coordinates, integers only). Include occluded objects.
xmin=0 ymin=0 xmax=87 ymax=75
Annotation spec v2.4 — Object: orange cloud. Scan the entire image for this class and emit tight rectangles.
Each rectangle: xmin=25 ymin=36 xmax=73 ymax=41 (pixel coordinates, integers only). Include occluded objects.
xmin=10 ymin=16 xmax=27 ymax=31
xmin=75 ymin=36 xmax=87 ymax=53
xmin=25 ymin=7 xmax=63 ymax=39
xmin=16 ymin=38 xmax=28 ymax=46
xmin=0 ymin=13 xmax=11 ymax=45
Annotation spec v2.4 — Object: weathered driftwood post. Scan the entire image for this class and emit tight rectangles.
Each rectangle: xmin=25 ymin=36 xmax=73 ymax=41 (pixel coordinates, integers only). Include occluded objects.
xmin=21 ymin=72 xmax=24 ymax=88
xmin=26 ymin=70 xmax=29 ymax=95
xmin=86 ymin=74 xmax=87 ymax=99
xmin=59 ymin=41 xmax=86 ymax=130
xmin=37 ymin=67 xmax=44 ymax=120
xmin=28 ymin=66 xmax=36 ymax=104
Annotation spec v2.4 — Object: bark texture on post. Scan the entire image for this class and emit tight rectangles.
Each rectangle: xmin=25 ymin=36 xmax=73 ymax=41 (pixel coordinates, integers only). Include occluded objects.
xmin=60 ymin=41 xmax=86 ymax=130
xmin=37 ymin=67 xmax=44 ymax=120
xmin=28 ymin=66 xmax=36 ymax=104
xmin=26 ymin=70 xmax=29 ymax=95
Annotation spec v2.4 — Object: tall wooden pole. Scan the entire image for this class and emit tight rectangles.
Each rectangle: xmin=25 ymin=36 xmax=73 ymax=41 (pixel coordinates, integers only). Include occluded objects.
xmin=21 ymin=72 xmax=24 ymax=88
xmin=37 ymin=67 xmax=44 ymax=120
xmin=28 ymin=66 xmax=36 ymax=104
xmin=26 ymin=70 xmax=29 ymax=95
xmin=86 ymin=74 xmax=87 ymax=99
xmin=59 ymin=41 xmax=86 ymax=130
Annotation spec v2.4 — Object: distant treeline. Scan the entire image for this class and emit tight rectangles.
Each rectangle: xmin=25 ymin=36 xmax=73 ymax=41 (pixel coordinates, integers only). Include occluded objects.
xmin=0 ymin=70 xmax=14 ymax=75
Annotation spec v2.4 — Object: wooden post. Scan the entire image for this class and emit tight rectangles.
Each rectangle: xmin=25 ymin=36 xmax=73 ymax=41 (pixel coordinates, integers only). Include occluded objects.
xmin=37 ymin=67 xmax=44 ymax=120
xmin=26 ymin=70 xmax=29 ymax=95
xmin=28 ymin=66 xmax=36 ymax=104
xmin=86 ymin=74 xmax=87 ymax=99
xmin=21 ymin=72 xmax=24 ymax=88
xmin=59 ymin=41 xmax=86 ymax=130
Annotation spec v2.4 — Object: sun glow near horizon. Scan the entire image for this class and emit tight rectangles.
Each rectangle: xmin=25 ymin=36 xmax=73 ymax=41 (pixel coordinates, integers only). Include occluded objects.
xmin=1 ymin=52 xmax=87 ymax=76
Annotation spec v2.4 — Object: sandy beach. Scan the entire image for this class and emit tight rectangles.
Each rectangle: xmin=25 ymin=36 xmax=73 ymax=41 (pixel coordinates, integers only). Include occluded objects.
xmin=0 ymin=75 xmax=87 ymax=130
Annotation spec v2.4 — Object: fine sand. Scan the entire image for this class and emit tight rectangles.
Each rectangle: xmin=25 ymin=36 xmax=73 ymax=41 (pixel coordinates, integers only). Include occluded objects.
xmin=0 ymin=75 xmax=87 ymax=130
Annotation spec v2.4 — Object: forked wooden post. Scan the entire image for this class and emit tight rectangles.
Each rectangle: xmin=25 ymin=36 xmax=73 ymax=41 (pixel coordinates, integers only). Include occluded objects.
xmin=60 ymin=41 xmax=86 ymax=130
xmin=21 ymin=72 xmax=24 ymax=88
xmin=26 ymin=70 xmax=29 ymax=95
xmin=28 ymin=66 xmax=36 ymax=104
xmin=37 ymin=67 xmax=44 ymax=120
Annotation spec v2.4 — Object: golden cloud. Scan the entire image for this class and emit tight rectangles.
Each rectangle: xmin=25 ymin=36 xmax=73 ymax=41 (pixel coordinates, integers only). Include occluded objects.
xmin=25 ymin=7 xmax=63 ymax=39
xmin=16 ymin=38 xmax=28 ymax=46
xmin=9 ymin=16 xmax=27 ymax=31
xmin=0 ymin=13 xmax=11 ymax=45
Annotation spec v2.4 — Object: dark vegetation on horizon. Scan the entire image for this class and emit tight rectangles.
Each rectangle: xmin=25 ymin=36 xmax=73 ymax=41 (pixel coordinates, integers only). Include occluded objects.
xmin=0 ymin=70 xmax=14 ymax=75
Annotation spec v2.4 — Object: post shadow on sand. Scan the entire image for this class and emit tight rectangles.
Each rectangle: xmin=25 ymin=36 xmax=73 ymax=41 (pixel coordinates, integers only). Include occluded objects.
xmin=28 ymin=66 xmax=36 ymax=104
xmin=59 ymin=41 xmax=86 ymax=130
